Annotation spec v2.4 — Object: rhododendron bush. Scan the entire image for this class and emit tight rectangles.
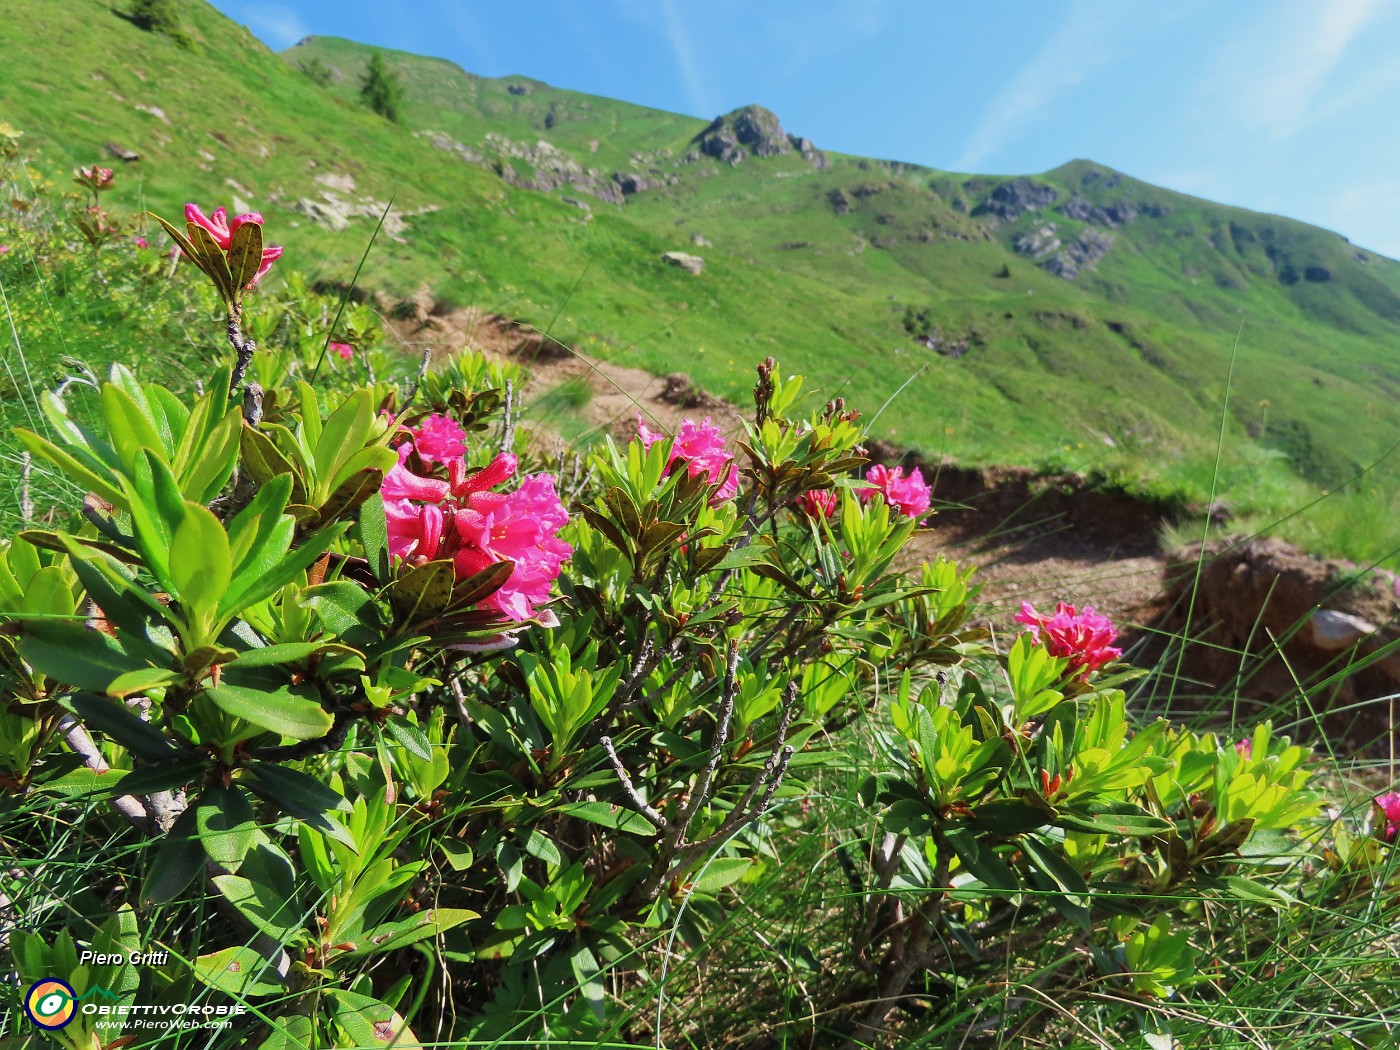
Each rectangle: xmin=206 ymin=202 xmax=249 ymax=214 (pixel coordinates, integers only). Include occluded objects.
xmin=0 ymin=197 xmax=1394 ymax=1049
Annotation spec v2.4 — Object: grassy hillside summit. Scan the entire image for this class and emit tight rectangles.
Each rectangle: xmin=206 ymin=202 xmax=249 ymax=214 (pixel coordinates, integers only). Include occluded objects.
xmin=5 ymin=0 xmax=1400 ymax=564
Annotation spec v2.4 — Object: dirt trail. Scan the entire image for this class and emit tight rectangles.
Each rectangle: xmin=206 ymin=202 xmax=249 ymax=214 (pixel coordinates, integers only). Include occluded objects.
xmin=387 ymin=306 xmax=1172 ymax=632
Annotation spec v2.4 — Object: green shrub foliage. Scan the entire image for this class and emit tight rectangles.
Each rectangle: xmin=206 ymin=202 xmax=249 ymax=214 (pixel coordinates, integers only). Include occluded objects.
xmin=0 ymin=178 xmax=1394 ymax=1048
xmin=358 ymin=51 xmax=404 ymax=123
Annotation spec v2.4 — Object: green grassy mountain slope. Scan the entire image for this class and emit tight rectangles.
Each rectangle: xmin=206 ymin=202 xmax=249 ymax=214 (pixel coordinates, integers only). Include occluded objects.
xmin=5 ymin=0 xmax=1400 ymax=556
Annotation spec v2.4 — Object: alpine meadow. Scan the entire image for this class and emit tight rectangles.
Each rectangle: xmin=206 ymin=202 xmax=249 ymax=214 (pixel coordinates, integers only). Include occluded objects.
xmin=0 ymin=2 xmax=1398 ymax=1048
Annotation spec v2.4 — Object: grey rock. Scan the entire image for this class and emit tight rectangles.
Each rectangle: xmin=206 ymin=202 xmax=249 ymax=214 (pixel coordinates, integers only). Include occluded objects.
xmin=974 ymin=177 xmax=1059 ymax=221
xmin=293 ymin=197 xmax=351 ymax=232
xmin=1310 ymin=609 xmax=1377 ymax=650
xmin=692 ymin=105 xmax=822 ymax=167
xmin=1060 ymin=196 xmax=1170 ymax=227
xmin=612 ymin=171 xmax=656 ymax=196
xmin=661 ymin=251 xmax=704 ymax=275
xmin=1041 ymin=229 xmax=1115 ymax=280
xmin=1013 ymin=224 xmax=1061 ymax=258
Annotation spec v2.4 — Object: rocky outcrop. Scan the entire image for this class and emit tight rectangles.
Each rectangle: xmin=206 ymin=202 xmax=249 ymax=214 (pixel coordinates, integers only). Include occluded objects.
xmin=691 ymin=105 xmax=826 ymax=168
xmin=973 ymin=177 xmax=1059 ymax=221
xmin=1155 ymin=537 xmax=1399 ymax=751
xmin=291 ymin=173 xmax=432 ymax=240
xmin=1013 ymin=224 xmax=1062 ymax=259
xmin=1041 ymin=229 xmax=1115 ymax=279
xmin=661 ymin=251 xmax=703 ymax=275
xmin=612 ymin=171 xmax=660 ymax=196
xmin=483 ymin=133 xmax=626 ymax=204
xmin=418 ymin=130 xmax=483 ymax=164
xmin=1060 ymin=197 xmax=1170 ymax=227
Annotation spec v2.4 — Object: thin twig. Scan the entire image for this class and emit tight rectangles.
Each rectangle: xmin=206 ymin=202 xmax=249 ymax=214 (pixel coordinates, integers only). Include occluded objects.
xmin=600 ymin=736 xmax=668 ymax=831
xmin=226 ymin=309 xmax=256 ymax=396
xmin=57 ymin=714 xmax=149 ymax=828
xmin=674 ymin=640 xmax=741 ymax=839
xmin=19 ymin=453 xmax=32 ymax=522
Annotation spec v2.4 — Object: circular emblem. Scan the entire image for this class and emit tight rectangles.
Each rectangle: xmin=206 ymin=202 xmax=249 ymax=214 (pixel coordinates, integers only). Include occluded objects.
xmin=24 ymin=979 xmax=77 ymax=1030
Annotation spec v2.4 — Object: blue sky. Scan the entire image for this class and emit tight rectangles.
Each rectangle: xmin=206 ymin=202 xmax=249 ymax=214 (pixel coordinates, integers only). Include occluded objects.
xmin=210 ymin=0 xmax=1400 ymax=258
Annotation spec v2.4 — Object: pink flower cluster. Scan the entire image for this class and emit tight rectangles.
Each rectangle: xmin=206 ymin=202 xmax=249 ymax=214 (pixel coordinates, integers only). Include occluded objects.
xmin=637 ymin=416 xmax=738 ymax=504
xmin=1376 ymin=791 xmax=1400 ymax=842
xmin=859 ymin=464 xmax=931 ymax=519
xmin=185 ymin=203 xmax=284 ymax=289
xmin=329 ymin=341 xmax=355 ymax=362
xmin=382 ymin=414 xmax=571 ymax=622
xmin=1014 ymin=601 xmax=1122 ymax=676
xmin=1235 ymin=738 xmax=1253 ymax=759
xmin=796 ymin=489 xmax=838 ymax=519
xmin=74 ymin=166 xmax=114 ymax=191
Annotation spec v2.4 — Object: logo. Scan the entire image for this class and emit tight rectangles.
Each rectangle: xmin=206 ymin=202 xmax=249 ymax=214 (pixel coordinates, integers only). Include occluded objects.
xmin=24 ymin=979 xmax=76 ymax=1031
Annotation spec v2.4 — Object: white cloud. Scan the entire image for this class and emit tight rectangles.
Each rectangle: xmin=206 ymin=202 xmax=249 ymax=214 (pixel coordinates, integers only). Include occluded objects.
xmin=950 ymin=1 xmax=1135 ymax=172
xmin=234 ymin=3 xmax=310 ymax=51
xmin=658 ymin=0 xmax=713 ymax=117
xmin=1214 ymin=0 xmax=1388 ymax=139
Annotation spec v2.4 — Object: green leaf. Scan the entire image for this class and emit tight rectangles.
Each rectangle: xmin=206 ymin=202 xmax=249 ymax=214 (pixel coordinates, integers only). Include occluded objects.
xmin=348 ymin=908 xmax=479 ymax=958
xmin=387 ymin=559 xmax=457 ymax=623
xmin=383 ymin=716 xmax=431 ymax=761
xmin=169 ymin=503 xmax=233 ymax=624
xmin=106 ymin=666 xmax=183 ymax=699
xmin=439 ymin=839 xmax=474 ymax=872
xmin=944 ymin=826 xmax=1021 ymax=894
xmin=690 ymin=857 xmax=753 ymax=895
xmin=205 ymin=684 xmax=333 ymax=740
xmin=226 ymin=220 xmax=265 ymax=292
xmin=331 ymin=989 xmax=421 ymax=1049
xmin=312 ymin=390 xmax=374 ymax=490
xmin=21 ymin=621 xmax=146 ymax=691
xmin=67 ymin=692 xmax=182 ymax=763
xmin=196 ymin=784 xmax=259 ymax=872
xmin=966 ymin=797 xmax=1055 ymax=836
xmin=186 ymin=220 xmax=235 ymax=302
xmin=557 ymin=800 xmax=660 ymax=837
xmin=240 ymin=423 xmax=303 ymax=495
xmin=1021 ymin=835 xmax=1091 ymax=925
xmin=709 ymin=543 xmax=772 ymax=573
xmin=357 ymin=493 xmax=391 ymax=582
xmin=14 ymin=428 xmax=125 ymax=511
xmin=100 ymin=383 xmax=167 ymax=470
xmin=1054 ymin=803 xmax=1173 ymax=837
xmin=523 ymin=828 xmax=562 ymax=867
xmin=142 ymin=807 xmax=204 ymax=904
xmin=194 ymin=945 xmax=285 ymax=998
xmin=211 ymin=873 xmax=301 ymax=940
xmin=244 ymin=762 xmax=355 ymax=848
xmin=113 ymin=757 xmax=206 ymax=797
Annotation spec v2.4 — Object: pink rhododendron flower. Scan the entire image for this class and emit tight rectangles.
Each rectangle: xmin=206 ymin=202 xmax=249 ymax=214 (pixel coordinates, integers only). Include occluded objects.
xmin=796 ymin=489 xmax=837 ymax=519
xmin=132 ymin=235 xmax=149 ymax=249
xmin=183 ymin=202 xmax=284 ymax=289
xmin=1014 ymin=601 xmax=1122 ymax=676
xmin=411 ymin=413 xmax=467 ymax=465
xmin=0 ymin=245 xmax=8 ymax=256
xmin=637 ymin=415 xmax=738 ymax=503
xmin=74 ymin=166 xmax=114 ymax=191
xmin=383 ymin=448 xmax=571 ymax=621
xmin=1375 ymin=791 xmax=1400 ymax=842
xmin=1234 ymin=739 xmax=1253 ymax=759
xmin=859 ymin=464 xmax=931 ymax=519
xmin=329 ymin=341 xmax=354 ymax=361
